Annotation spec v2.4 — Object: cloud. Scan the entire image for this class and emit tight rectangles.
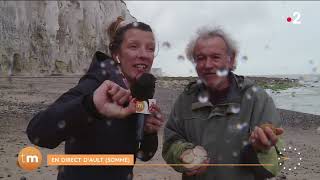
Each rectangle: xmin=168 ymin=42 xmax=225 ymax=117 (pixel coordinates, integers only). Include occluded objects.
xmin=127 ymin=1 xmax=320 ymax=76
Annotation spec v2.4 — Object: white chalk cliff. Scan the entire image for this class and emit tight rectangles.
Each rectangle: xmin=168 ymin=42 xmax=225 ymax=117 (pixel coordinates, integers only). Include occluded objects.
xmin=0 ymin=0 xmax=135 ymax=76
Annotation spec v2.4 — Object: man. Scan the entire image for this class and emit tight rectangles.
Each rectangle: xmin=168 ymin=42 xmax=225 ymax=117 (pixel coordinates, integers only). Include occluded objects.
xmin=162 ymin=27 xmax=285 ymax=180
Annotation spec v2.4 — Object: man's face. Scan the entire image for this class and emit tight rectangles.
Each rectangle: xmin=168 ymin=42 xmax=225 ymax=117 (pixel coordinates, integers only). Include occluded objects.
xmin=194 ymin=36 xmax=235 ymax=91
xmin=116 ymin=28 xmax=155 ymax=83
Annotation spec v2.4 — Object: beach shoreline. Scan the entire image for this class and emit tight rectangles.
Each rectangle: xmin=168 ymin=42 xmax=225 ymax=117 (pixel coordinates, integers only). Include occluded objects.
xmin=0 ymin=77 xmax=319 ymax=180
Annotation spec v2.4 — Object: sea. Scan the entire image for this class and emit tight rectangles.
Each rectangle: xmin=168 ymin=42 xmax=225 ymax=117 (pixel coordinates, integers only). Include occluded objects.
xmin=263 ymin=74 xmax=320 ymax=115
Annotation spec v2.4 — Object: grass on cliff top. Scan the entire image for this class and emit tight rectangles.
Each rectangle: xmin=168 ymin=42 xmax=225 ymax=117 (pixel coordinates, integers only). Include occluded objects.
xmin=158 ymin=76 xmax=301 ymax=92
xmin=256 ymin=81 xmax=301 ymax=92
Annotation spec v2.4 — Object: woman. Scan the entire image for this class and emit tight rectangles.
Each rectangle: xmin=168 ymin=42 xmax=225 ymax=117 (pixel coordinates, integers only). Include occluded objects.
xmin=27 ymin=17 xmax=164 ymax=180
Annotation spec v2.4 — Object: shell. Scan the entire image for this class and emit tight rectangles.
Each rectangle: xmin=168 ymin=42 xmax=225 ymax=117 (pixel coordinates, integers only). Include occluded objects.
xmin=260 ymin=123 xmax=276 ymax=134
xmin=182 ymin=146 xmax=208 ymax=170
xmin=181 ymin=149 xmax=194 ymax=164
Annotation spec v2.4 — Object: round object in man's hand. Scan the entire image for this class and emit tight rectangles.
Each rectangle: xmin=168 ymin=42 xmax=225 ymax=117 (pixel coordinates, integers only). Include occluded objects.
xmin=260 ymin=123 xmax=277 ymax=134
xmin=192 ymin=146 xmax=208 ymax=164
xmin=181 ymin=149 xmax=194 ymax=164
xmin=181 ymin=146 xmax=208 ymax=169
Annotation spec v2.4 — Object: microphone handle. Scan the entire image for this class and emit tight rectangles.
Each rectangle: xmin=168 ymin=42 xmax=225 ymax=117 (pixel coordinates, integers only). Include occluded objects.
xmin=136 ymin=114 xmax=145 ymax=145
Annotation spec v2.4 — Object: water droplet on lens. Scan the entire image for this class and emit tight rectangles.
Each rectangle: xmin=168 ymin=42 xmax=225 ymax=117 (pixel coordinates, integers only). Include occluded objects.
xmin=252 ymin=86 xmax=258 ymax=92
xmin=309 ymin=60 xmax=314 ymax=64
xmin=236 ymin=122 xmax=248 ymax=130
xmin=298 ymin=76 xmax=305 ymax=84
xmin=242 ymin=141 xmax=248 ymax=146
xmin=106 ymin=120 xmax=112 ymax=126
xmin=100 ymin=62 xmax=106 ymax=68
xmin=242 ymin=122 xmax=248 ymax=127
xmin=264 ymin=44 xmax=270 ymax=50
xmin=312 ymin=67 xmax=317 ymax=73
xmin=115 ymin=69 xmax=121 ymax=75
xmin=230 ymin=104 xmax=240 ymax=114
xmin=232 ymin=152 xmax=238 ymax=157
xmin=57 ymin=120 xmax=66 ymax=129
xmin=240 ymin=55 xmax=248 ymax=63
xmin=246 ymin=93 xmax=252 ymax=100
xmin=177 ymin=55 xmax=185 ymax=61
xmin=155 ymin=113 xmax=162 ymax=119
xmin=33 ymin=137 xmax=40 ymax=144
xmin=136 ymin=151 xmax=144 ymax=159
xmin=7 ymin=75 xmax=13 ymax=83
xmin=198 ymin=91 xmax=209 ymax=103
xmin=8 ymin=68 xmax=12 ymax=76
xmin=216 ymin=69 xmax=229 ymax=77
xmin=316 ymin=127 xmax=320 ymax=134
xmin=69 ymin=137 xmax=76 ymax=143
xmin=132 ymin=22 xmax=139 ymax=27
xmin=58 ymin=166 xmax=65 ymax=173
xmin=88 ymin=117 xmax=94 ymax=123
xmin=162 ymin=41 xmax=171 ymax=50
xmin=127 ymin=173 xmax=133 ymax=180
xmin=239 ymin=82 xmax=243 ymax=89
xmin=28 ymin=83 xmax=33 ymax=88
xmin=148 ymin=152 xmax=154 ymax=157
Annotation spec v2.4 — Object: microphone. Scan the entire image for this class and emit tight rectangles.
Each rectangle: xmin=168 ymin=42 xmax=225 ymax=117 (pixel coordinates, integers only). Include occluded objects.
xmin=130 ymin=73 xmax=156 ymax=149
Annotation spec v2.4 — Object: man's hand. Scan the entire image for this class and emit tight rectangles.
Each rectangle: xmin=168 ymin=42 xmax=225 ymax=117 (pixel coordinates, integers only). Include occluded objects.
xmin=249 ymin=125 xmax=284 ymax=152
xmin=93 ymin=80 xmax=136 ymax=119
xmin=144 ymin=104 xmax=164 ymax=134
xmin=184 ymin=159 xmax=210 ymax=176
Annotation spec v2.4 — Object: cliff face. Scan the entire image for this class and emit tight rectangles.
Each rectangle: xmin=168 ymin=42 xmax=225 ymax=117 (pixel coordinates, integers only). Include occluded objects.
xmin=0 ymin=0 xmax=135 ymax=76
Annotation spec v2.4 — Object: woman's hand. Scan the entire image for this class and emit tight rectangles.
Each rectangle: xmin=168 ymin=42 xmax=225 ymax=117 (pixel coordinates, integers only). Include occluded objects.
xmin=93 ymin=80 xmax=136 ymax=119
xmin=144 ymin=104 xmax=164 ymax=134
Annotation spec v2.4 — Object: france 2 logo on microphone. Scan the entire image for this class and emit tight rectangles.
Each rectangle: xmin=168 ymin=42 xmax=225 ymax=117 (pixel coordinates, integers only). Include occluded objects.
xmin=135 ymin=99 xmax=156 ymax=114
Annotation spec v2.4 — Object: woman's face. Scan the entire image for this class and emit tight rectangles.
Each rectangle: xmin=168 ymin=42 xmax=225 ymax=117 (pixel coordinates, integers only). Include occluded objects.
xmin=114 ymin=28 xmax=155 ymax=84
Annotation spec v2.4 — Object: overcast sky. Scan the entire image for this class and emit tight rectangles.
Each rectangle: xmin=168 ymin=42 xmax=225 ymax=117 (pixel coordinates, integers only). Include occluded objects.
xmin=126 ymin=1 xmax=320 ymax=76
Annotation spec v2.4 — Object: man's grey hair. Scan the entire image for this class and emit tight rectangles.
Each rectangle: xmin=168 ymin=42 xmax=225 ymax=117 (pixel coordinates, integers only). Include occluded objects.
xmin=185 ymin=26 xmax=238 ymax=70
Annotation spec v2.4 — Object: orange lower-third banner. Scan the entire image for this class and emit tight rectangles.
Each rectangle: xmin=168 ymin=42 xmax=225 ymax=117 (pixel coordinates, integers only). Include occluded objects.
xmin=47 ymin=154 xmax=134 ymax=166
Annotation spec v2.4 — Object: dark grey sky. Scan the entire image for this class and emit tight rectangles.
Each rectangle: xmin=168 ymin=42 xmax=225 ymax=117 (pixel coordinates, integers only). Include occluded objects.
xmin=127 ymin=1 xmax=320 ymax=76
